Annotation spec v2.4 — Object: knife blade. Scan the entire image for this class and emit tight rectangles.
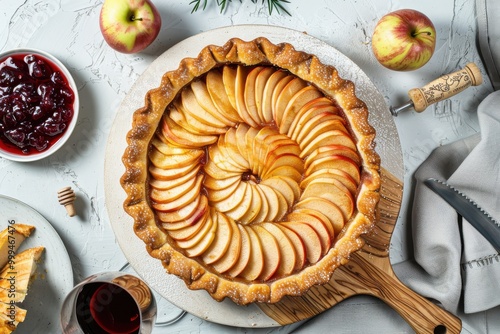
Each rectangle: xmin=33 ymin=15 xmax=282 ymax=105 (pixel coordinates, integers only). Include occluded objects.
xmin=424 ymin=178 xmax=500 ymax=252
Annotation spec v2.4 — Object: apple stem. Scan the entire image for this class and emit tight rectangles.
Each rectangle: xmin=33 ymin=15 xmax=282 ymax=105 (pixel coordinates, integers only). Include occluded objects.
xmin=130 ymin=15 xmax=143 ymax=21
xmin=412 ymin=31 xmax=432 ymax=37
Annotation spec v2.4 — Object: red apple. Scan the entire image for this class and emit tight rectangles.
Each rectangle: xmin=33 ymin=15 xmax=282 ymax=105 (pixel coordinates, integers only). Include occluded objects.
xmin=372 ymin=9 xmax=436 ymax=71
xmin=99 ymin=0 xmax=162 ymax=54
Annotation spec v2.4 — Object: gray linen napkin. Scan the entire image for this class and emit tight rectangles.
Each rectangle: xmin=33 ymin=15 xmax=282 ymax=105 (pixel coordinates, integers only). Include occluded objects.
xmin=396 ymin=90 xmax=500 ymax=314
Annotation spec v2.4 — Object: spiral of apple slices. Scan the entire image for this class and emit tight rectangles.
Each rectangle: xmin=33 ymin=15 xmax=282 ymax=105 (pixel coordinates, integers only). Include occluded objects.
xmin=147 ymin=63 xmax=368 ymax=288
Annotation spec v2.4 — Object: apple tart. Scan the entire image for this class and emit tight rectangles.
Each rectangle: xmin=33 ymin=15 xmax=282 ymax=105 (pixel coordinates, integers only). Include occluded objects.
xmin=121 ymin=37 xmax=381 ymax=305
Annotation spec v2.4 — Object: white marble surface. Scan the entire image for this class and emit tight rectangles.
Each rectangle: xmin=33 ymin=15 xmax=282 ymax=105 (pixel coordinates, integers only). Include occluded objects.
xmin=0 ymin=0 xmax=498 ymax=333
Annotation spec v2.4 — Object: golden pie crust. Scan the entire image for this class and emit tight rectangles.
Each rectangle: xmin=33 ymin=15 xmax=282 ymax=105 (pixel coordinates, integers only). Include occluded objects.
xmin=121 ymin=37 xmax=381 ymax=305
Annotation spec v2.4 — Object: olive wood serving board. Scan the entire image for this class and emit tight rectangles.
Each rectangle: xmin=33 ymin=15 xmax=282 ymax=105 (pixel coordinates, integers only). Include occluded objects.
xmin=257 ymin=168 xmax=462 ymax=333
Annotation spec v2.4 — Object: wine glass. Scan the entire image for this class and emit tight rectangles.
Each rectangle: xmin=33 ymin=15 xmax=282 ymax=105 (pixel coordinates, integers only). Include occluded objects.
xmin=60 ymin=271 xmax=157 ymax=334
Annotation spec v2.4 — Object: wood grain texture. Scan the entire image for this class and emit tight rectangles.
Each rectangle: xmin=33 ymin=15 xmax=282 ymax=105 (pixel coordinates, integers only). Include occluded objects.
xmin=257 ymin=168 xmax=462 ymax=333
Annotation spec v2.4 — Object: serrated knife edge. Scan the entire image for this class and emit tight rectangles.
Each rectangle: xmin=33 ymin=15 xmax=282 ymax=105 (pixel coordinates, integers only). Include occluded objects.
xmin=424 ymin=178 xmax=500 ymax=252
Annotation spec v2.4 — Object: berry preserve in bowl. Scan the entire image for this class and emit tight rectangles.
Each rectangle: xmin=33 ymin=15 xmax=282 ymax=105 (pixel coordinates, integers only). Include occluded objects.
xmin=0 ymin=48 xmax=79 ymax=162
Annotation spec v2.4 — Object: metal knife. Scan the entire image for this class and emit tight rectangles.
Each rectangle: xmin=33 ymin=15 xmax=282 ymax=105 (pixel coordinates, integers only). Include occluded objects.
xmin=424 ymin=178 xmax=500 ymax=252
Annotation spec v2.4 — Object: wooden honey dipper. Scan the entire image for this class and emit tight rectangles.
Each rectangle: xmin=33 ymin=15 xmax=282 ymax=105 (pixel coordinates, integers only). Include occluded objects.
xmin=58 ymin=187 xmax=76 ymax=217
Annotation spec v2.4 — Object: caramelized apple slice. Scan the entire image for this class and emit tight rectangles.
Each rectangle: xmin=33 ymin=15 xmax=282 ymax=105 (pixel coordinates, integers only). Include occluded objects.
xmin=211 ymin=217 xmax=242 ymax=273
xmin=156 ymin=194 xmax=205 ymax=223
xmin=288 ymin=209 xmax=334 ymax=254
xmin=294 ymin=196 xmax=345 ymax=235
xmin=166 ymin=209 xmax=210 ymax=240
xmin=252 ymin=225 xmax=280 ymax=281
xmin=150 ymin=173 xmax=200 ymax=203
xmin=184 ymin=209 xmax=217 ymax=257
xmin=150 ymin=165 xmax=200 ymax=190
xmin=191 ymin=80 xmax=235 ymax=127
xmin=261 ymin=176 xmax=296 ymax=208
xmin=276 ymin=224 xmax=306 ymax=270
xmin=258 ymin=184 xmax=288 ymax=222
xmin=239 ymin=183 xmax=263 ymax=224
xmin=176 ymin=209 xmax=215 ymax=249
xmin=279 ymin=85 xmax=323 ymax=135
xmin=301 ymin=168 xmax=358 ymax=196
xmin=201 ymin=212 xmax=233 ymax=264
xmin=169 ymin=104 xmax=226 ymax=135
xmin=287 ymin=97 xmax=336 ymax=139
xmin=161 ymin=196 xmax=208 ymax=230
xmin=305 ymin=144 xmax=361 ymax=168
xmin=162 ymin=115 xmax=217 ymax=148
xmin=261 ymin=223 xmax=296 ymax=277
xmin=305 ymin=155 xmax=361 ymax=183
xmin=261 ymin=70 xmax=289 ymax=124
xmin=279 ymin=222 xmax=322 ymax=265
xmin=239 ymin=226 xmax=264 ymax=281
xmin=206 ymin=70 xmax=242 ymax=123
xmin=300 ymin=130 xmax=357 ymax=158
xmin=244 ymin=66 xmax=267 ymax=125
xmin=222 ymin=66 xmax=238 ymax=110
xmin=254 ymin=66 xmax=276 ymax=124
xmin=295 ymin=114 xmax=347 ymax=145
xmin=272 ymin=77 xmax=304 ymax=126
xmin=235 ymin=66 xmax=259 ymax=127
xmin=227 ymin=224 xmax=251 ymax=278
xmin=152 ymin=175 xmax=203 ymax=212
xmin=151 ymin=135 xmax=193 ymax=155
xmin=224 ymin=181 xmax=253 ymax=221
xmin=212 ymin=181 xmax=248 ymax=213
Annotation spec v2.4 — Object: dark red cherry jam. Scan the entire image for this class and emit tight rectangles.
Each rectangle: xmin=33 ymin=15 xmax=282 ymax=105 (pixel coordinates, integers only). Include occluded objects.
xmin=0 ymin=53 xmax=75 ymax=155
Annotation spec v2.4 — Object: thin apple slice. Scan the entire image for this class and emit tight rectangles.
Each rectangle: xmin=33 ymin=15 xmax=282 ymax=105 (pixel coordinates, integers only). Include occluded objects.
xmin=163 ymin=203 xmax=208 ymax=233
xmin=235 ymin=123 xmax=252 ymax=163
xmin=261 ymin=70 xmax=290 ymax=124
xmin=244 ymin=66 xmax=267 ymax=125
xmin=252 ymin=225 xmax=280 ymax=281
xmin=259 ymin=184 xmax=288 ymax=221
xmin=239 ymin=183 xmax=263 ymax=224
xmin=150 ymin=173 xmax=199 ymax=203
xmin=305 ymin=144 xmax=361 ymax=168
xmin=206 ymin=69 xmax=242 ymax=123
xmin=227 ymin=224 xmax=251 ymax=278
xmin=251 ymin=184 xmax=270 ymax=223
xmin=151 ymin=135 xmax=192 ymax=155
xmin=260 ymin=223 xmax=296 ymax=277
xmin=239 ymin=226 xmax=264 ymax=281
xmin=212 ymin=181 xmax=248 ymax=213
xmin=260 ymin=176 xmax=296 ymax=208
xmin=279 ymin=85 xmax=323 ymax=135
xmin=264 ymin=165 xmax=303 ymax=183
xmin=300 ymin=178 xmax=354 ymax=221
xmin=224 ymin=181 xmax=253 ymax=221
xmin=294 ymin=196 xmax=345 ymax=235
xmin=201 ymin=212 xmax=233 ymax=264
xmin=203 ymin=159 xmax=241 ymax=181
xmin=287 ymin=210 xmax=333 ymax=254
xmin=204 ymin=173 xmax=241 ymax=191
xmin=181 ymin=88 xmax=228 ymax=128
xmin=149 ymin=162 xmax=199 ymax=181
xmin=223 ymin=128 xmax=250 ymax=170
xmin=176 ymin=208 xmax=214 ymax=249
xmin=254 ymin=66 xmax=276 ymax=124
xmin=169 ymin=103 xmax=226 ymax=135
xmin=152 ymin=175 xmax=203 ymax=212
xmin=301 ymin=168 xmax=358 ymax=196
xmin=279 ymin=221 xmax=322 ymax=265
xmin=191 ymin=80 xmax=235 ymax=126
xmin=222 ymin=66 xmax=238 ymax=110
xmin=150 ymin=165 xmax=200 ymax=190
xmin=300 ymin=130 xmax=357 ymax=158
xmin=149 ymin=146 xmax=203 ymax=170
xmin=209 ymin=145 xmax=246 ymax=173
xmin=296 ymin=116 xmax=348 ymax=148
xmin=206 ymin=177 xmax=241 ymax=203
xmin=166 ymin=209 xmax=209 ymax=240
xmin=211 ymin=217 xmax=242 ymax=273
xmin=156 ymin=194 xmax=205 ymax=223
xmin=253 ymin=126 xmax=277 ymax=176
xmin=162 ymin=115 xmax=217 ymax=148
xmin=305 ymin=155 xmax=361 ymax=183
xmin=184 ymin=208 xmax=218 ymax=257
xmin=235 ymin=66 xmax=259 ymax=127
xmin=261 ymin=153 xmax=304 ymax=181
xmin=274 ymin=175 xmax=301 ymax=203
xmin=244 ymin=126 xmax=260 ymax=175
xmin=216 ymin=134 xmax=248 ymax=172
xmin=276 ymin=224 xmax=306 ymax=270
xmin=272 ymin=77 xmax=306 ymax=127
xmin=287 ymin=97 xmax=337 ymax=139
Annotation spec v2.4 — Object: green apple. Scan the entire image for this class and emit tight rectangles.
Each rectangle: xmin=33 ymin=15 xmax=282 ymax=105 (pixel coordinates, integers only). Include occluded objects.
xmin=99 ymin=0 xmax=162 ymax=54
xmin=372 ymin=9 xmax=436 ymax=71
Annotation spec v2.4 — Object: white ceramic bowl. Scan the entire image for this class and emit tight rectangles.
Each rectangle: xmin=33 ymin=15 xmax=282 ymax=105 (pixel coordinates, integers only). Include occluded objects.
xmin=0 ymin=48 xmax=79 ymax=162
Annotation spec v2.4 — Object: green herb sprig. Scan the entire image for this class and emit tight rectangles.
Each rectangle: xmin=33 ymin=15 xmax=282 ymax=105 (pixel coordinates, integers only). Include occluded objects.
xmin=190 ymin=0 xmax=291 ymax=16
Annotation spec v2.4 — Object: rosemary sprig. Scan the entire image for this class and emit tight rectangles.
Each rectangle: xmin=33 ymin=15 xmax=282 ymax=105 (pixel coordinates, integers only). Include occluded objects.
xmin=190 ymin=0 xmax=291 ymax=15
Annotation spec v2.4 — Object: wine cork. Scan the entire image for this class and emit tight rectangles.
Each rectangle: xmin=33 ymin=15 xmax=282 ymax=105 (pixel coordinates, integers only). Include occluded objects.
xmin=58 ymin=187 xmax=76 ymax=217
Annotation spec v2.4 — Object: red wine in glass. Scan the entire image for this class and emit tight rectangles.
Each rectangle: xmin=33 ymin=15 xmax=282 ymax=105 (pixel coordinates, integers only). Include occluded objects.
xmin=75 ymin=282 xmax=141 ymax=334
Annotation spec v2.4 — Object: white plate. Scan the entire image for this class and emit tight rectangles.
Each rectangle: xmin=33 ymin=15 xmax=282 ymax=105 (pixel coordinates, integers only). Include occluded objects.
xmin=104 ymin=25 xmax=403 ymax=328
xmin=0 ymin=195 xmax=73 ymax=333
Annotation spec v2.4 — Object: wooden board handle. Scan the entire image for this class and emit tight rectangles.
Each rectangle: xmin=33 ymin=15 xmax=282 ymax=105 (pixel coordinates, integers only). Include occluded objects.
xmin=348 ymin=253 xmax=462 ymax=334
xmin=408 ymin=62 xmax=482 ymax=112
